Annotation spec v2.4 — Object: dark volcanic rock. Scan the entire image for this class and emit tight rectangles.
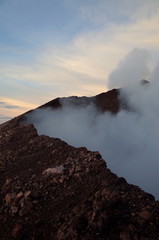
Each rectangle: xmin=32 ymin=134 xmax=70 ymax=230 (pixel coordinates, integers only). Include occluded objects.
xmin=1 ymin=119 xmax=159 ymax=240
xmin=38 ymin=97 xmax=62 ymax=110
xmin=95 ymin=89 xmax=120 ymax=113
xmin=35 ymin=88 xmax=121 ymax=113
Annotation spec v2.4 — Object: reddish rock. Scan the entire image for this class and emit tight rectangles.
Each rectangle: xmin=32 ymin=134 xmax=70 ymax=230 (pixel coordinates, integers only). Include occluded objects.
xmin=11 ymin=206 xmax=18 ymax=214
xmin=5 ymin=192 xmax=16 ymax=204
xmin=42 ymin=166 xmax=64 ymax=175
xmin=138 ymin=208 xmax=151 ymax=220
xmin=24 ymin=190 xmax=31 ymax=198
xmin=16 ymin=191 xmax=23 ymax=199
xmin=5 ymin=178 xmax=12 ymax=184
xmin=12 ymin=223 xmax=22 ymax=237
xmin=19 ymin=206 xmax=31 ymax=216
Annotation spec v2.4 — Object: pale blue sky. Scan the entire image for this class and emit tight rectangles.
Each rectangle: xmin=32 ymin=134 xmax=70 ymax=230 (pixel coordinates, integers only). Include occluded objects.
xmin=0 ymin=0 xmax=159 ymax=122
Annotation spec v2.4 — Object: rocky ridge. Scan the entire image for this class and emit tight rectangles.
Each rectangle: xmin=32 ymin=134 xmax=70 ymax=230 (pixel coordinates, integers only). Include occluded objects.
xmin=1 ymin=87 xmax=159 ymax=240
xmin=37 ymin=89 xmax=120 ymax=113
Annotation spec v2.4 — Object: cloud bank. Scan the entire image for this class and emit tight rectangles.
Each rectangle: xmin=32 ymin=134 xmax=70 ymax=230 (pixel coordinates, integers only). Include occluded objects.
xmin=26 ymin=49 xmax=159 ymax=199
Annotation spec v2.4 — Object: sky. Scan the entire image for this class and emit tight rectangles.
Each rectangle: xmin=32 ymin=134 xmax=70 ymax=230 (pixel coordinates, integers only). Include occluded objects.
xmin=0 ymin=0 xmax=159 ymax=123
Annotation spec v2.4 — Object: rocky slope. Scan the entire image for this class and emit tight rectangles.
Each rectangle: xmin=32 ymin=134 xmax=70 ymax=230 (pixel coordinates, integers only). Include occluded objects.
xmin=1 ymin=88 xmax=159 ymax=240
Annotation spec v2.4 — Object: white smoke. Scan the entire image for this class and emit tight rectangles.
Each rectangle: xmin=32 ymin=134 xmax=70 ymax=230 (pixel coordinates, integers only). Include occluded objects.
xmin=108 ymin=48 xmax=151 ymax=88
xmin=26 ymin=49 xmax=159 ymax=199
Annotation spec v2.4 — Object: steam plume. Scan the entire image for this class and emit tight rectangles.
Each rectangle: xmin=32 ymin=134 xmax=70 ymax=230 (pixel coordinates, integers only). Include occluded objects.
xmin=26 ymin=49 xmax=159 ymax=199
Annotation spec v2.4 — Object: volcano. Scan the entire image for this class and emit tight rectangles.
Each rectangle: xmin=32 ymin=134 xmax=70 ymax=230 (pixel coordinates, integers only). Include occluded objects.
xmin=1 ymin=87 xmax=159 ymax=240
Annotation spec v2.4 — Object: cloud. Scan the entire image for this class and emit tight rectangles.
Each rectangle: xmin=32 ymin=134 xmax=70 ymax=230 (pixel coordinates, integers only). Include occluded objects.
xmin=0 ymin=97 xmax=37 ymax=109
xmin=79 ymin=0 xmax=135 ymax=25
xmin=25 ymin=49 xmax=159 ymax=200
xmin=80 ymin=0 xmax=159 ymax=23
xmin=108 ymin=48 xmax=151 ymax=88
xmin=0 ymin=97 xmax=37 ymax=118
xmin=0 ymin=101 xmax=21 ymax=109
xmin=1 ymin=7 xmax=159 ymax=90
